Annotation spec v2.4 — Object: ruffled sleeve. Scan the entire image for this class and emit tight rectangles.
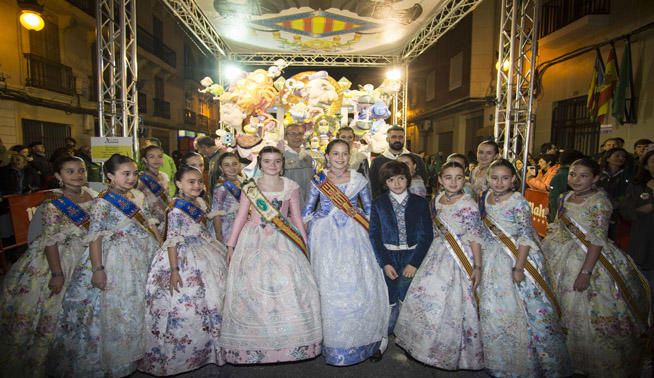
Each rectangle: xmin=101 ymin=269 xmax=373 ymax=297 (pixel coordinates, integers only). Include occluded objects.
xmin=584 ymin=192 xmax=612 ymax=248
xmin=86 ymin=198 xmax=113 ymax=242
xmin=511 ymin=195 xmax=541 ymax=251
xmin=211 ymin=185 xmax=229 ymax=217
xmin=42 ymin=203 xmax=66 ymax=247
xmin=459 ymin=197 xmax=487 ymax=246
xmin=358 ymin=183 xmax=373 ymax=217
xmin=301 ymin=182 xmax=320 ymax=223
xmin=162 ymin=208 xmax=185 ymax=249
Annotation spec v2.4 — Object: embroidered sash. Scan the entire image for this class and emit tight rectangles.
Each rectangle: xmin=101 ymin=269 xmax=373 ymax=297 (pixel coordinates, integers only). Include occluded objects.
xmin=312 ymin=171 xmax=369 ymax=231
xmin=51 ymin=195 xmax=90 ymax=229
xmin=480 ymin=191 xmax=562 ymax=317
xmin=559 ymin=196 xmax=651 ymax=329
xmin=99 ymin=191 xmax=161 ymax=243
xmin=432 ymin=212 xmax=479 ymax=306
xmin=222 ymin=179 xmax=242 ymax=201
xmin=139 ymin=174 xmax=167 ymax=203
xmin=242 ymin=178 xmax=308 ymax=258
xmin=172 ymin=198 xmax=206 ymax=224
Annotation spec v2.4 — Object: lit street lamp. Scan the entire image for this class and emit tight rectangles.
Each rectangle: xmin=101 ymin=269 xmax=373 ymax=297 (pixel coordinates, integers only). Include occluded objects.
xmin=18 ymin=0 xmax=44 ymax=31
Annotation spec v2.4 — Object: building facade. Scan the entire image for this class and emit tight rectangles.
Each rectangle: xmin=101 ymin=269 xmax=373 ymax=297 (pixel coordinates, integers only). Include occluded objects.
xmin=408 ymin=0 xmax=654 ymax=158
xmin=0 ymin=0 xmax=219 ymax=157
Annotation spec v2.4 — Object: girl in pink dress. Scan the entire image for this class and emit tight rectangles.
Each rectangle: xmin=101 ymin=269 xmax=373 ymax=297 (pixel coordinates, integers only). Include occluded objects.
xmin=221 ymin=146 xmax=322 ymax=364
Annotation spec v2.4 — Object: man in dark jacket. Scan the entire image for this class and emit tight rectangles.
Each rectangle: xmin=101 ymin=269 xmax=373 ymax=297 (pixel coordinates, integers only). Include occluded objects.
xmin=28 ymin=141 xmax=53 ymax=189
xmin=369 ymin=126 xmax=428 ymax=198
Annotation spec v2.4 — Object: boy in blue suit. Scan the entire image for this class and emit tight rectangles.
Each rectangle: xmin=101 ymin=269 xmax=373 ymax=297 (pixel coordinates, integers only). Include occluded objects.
xmin=369 ymin=161 xmax=433 ymax=337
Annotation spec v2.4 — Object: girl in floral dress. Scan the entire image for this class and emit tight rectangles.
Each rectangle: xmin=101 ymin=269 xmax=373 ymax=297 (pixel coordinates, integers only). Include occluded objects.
xmin=479 ymin=159 xmax=571 ymax=377
xmin=49 ymin=154 xmax=161 ymax=377
xmin=138 ymin=145 xmax=170 ymax=235
xmin=140 ymin=166 xmax=228 ymax=376
xmin=211 ymin=152 xmax=243 ymax=242
xmin=221 ymin=146 xmax=322 ymax=364
xmin=395 ymin=161 xmax=484 ymax=370
xmin=542 ymin=158 xmax=650 ymax=377
xmin=470 ymin=140 xmax=499 ymax=201
xmin=0 ymin=157 xmax=96 ymax=378
xmin=302 ymin=139 xmax=388 ymax=366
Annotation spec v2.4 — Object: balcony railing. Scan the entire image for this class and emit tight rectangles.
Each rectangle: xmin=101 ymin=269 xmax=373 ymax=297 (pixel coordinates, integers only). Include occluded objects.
xmin=139 ymin=92 xmax=147 ymax=114
xmin=137 ymin=26 xmax=176 ymax=68
xmin=153 ymin=98 xmax=170 ymax=119
xmin=184 ymin=109 xmax=197 ymax=125
xmin=67 ymin=0 xmax=95 ymax=17
xmin=197 ymin=114 xmax=209 ymax=129
xmin=24 ymin=53 xmax=75 ymax=95
xmin=540 ymin=0 xmax=610 ymax=38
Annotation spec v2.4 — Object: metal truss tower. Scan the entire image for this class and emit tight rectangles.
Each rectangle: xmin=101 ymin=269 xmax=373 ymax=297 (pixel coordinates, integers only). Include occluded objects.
xmin=494 ymin=0 xmax=540 ymax=191
xmin=96 ymin=0 xmax=139 ymax=150
xmin=401 ymin=0 xmax=485 ymax=61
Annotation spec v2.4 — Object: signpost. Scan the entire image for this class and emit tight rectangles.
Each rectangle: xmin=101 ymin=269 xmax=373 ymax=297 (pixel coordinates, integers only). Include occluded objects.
xmin=91 ymin=137 xmax=134 ymax=163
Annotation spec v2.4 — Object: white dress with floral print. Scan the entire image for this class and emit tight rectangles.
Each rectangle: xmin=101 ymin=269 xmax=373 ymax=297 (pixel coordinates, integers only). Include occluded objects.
xmin=480 ymin=192 xmax=571 ymax=377
xmin=394 ymin=193 xmax=484 ymax=370
xmin=542 ymin=191 xmax=649 ymax=377
xmin=139 ymin=198 xmax=228 ymax=376
xmin=0 ymin=188 xmax=96 ymax=378
xmin=49 ymin=189 xmax=160 ymax=378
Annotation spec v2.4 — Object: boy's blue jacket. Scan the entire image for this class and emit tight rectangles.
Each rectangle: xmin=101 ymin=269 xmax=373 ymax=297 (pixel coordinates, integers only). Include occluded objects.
xmin=369 ymin=192 xmax=434 ymax=268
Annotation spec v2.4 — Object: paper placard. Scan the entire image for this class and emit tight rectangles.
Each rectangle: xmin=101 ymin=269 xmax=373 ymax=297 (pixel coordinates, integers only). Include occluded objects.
xmin=91 ymin=137 xmax=134 ymax=162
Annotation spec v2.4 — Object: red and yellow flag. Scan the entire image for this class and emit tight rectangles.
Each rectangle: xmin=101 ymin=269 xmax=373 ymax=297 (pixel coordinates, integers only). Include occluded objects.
xmin=586 ymin=49 xmax=604 ymax=120
xmin=597 ymin=46 xmax=618 ymax=124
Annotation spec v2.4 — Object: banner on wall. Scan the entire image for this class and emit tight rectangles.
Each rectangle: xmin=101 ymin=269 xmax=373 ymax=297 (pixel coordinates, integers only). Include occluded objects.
xmin=524 ymin=188 xmax=549 ymax=237
xmin=91 ymin=137 xmax=134 ymax=162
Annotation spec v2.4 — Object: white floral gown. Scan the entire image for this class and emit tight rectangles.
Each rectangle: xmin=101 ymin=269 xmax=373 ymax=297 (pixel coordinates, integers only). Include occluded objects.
xmin=394 ymin=193 xmax=484 ymax=370
xmin=0 ymin=188 xmax=96 ymax=378
xmin=139 ymin=198 xmax=228 ymax=376
xmin=220 ymin=177 xmax=322 ymax=364
xmin=542 ymin=191 xmax=650 ymax=377
xmin=302 ymin=170 xmax=388 ymax=366
xmin=49 ymin=189 xmax=160 ymax=377
xmin=479 ymin=192 xmax=571 ymax=377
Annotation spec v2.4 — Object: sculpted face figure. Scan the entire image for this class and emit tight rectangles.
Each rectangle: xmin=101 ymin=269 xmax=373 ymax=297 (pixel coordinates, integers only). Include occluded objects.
xmin=305 ymin=78 xmax=338 ymax=108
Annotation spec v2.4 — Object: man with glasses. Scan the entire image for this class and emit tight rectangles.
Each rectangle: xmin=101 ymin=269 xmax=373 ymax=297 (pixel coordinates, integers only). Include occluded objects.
xmin=283 ymin=123 xmax=314 ymax=207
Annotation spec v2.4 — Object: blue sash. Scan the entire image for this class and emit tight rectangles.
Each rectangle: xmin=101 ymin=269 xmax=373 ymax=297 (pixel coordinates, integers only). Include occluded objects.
xmin=172 ymin=198 xmax=206 ymax=223
xmin=139 ymin=174 xmax=166 ymax=200
xmin=51 ymin=195 xmax=90 ymax=229
xmin=100 ymin=191 xmax=140 ymax=218
xmin=223 ymin=180 xmax=242 ymax=200
xmin=100 ymin=190 xmax=161 ymax=242
xmin=479 ymin=190 xmax=488 ymax=218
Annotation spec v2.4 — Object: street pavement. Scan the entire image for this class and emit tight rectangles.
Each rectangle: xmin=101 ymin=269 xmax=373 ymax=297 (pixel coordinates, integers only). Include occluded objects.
xmin=133 ymin=340 xmax=489 ymax=378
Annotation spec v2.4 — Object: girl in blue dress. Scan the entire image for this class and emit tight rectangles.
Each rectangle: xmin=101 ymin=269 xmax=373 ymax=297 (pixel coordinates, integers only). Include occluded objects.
xmin=302 ymin=139 xmax=388 ymax=365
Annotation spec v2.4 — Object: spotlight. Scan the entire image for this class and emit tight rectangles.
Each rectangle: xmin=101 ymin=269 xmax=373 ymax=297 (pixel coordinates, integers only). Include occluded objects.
xmin=385 ymin=68 xmax=402 ymax=81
